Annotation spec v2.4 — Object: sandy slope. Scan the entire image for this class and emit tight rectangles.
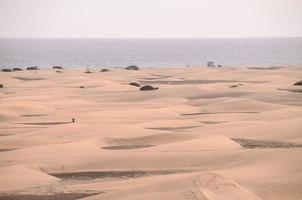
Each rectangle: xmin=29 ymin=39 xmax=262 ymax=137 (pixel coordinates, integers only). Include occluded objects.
xmin=0 ymin=67 xmax=302 ymax=200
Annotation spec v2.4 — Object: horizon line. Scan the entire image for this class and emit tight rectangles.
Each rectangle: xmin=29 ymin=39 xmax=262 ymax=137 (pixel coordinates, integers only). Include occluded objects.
xmin=0 ymin=36 xmax=302 ymax=40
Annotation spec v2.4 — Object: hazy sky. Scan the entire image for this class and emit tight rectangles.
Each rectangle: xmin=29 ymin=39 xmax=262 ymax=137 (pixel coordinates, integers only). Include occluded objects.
xmin=0 ymin=0 xmax=301 ymax=38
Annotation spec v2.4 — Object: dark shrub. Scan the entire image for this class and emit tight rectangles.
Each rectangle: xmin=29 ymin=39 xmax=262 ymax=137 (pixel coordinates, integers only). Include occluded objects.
xmin=53 ymin=66 xmax=63 ymax=69
xmin=294 ymin=81 xmax=302 ymax=86
xmin=26 ymin=66 xmax=39 ymax=70
xmin=13 ymin=68 xmax=23 ymax=71
xmin=139 ymin=85 xmax=158 ymax=91
xmin=101 ymin=68 xmax=110 ymax=72
xmin=1 ymin=68 xmax=12 ymax=72
xmin=129 ymin=82 xmax=140 ymax=87
xmin=125 ymin=65 xmax=139 ymax=70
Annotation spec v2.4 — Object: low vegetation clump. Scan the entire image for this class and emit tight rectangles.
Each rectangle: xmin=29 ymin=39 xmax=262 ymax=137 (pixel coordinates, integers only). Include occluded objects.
xmin=13 ymin=68 xmax=23 ymax=71
xmin=101 ymin=68 xmax=110 ymax=72
xmin=53 ymin=66 xmax=63 ymax=69
xmin=26 ymin=66 xmax=39 ymax=70
xmin=1 ymin=68 xmax=12 ymax=72
xmin=293 ymin=80 xmax=302 ymax=86
xmin=129 ymin=82 xmax=140 ymax=87
xmin=125 ymin=65 xmax=139 ymax=70
xmin=139 ymin=85 xmax=158 ymax=91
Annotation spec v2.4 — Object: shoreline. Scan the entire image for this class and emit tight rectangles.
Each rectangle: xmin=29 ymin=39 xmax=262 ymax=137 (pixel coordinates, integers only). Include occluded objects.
xmin=1 ymin=64 xmax=302 ymax=70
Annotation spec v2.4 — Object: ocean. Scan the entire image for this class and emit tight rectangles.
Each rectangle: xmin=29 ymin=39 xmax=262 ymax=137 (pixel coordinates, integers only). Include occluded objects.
xmin=0 ymin=38 xmax=301 ymax=68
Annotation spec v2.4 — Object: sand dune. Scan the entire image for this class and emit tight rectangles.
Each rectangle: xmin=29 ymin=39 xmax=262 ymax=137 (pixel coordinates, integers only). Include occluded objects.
xmin=80 ymin=172 xmax=262 ymax=200
xmin=0 ymin=67 xmax=302 ymax=199
xmin=0 ymin=165 xmax=58 ymax=192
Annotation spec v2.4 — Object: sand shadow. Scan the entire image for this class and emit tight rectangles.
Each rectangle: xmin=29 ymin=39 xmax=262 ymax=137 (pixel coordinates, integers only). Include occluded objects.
xmin=0 ymin=193 xmax=100 ymax=200
xmin=49 ymin=170 xmax=188 ymax=181
xmin=139 ymin=80 xmax=266 ymax=85
xmin=139 ymin=77 xmax=165 ymax=81
xmin=0 ymin=148 xmax=18 ymax=152
xmin=145 ymin=125 xmax=200 ymax=132
xmin=13 ymin=77 xmax=46 ymax=81
xmin=20 ymin=114 xmax=48 ymax=117
xmin=0 ymin=133 xmax=17 ymax=136
xmin=102 ymin=144 xmax=155 ymax=150
xmin=0 ymin=127 xmax=47 ymax=129
xmin=65 ymin=85 xmax=99 ymax=89
xmin=186 ymin=92 xmax=252 ymax=100
xmin=17 ymin=122 xmax=72 ymax=125
xmin=150 ymin=73 xmax=174 ymax=78
xmin=278 ymin=88 xmax=302 ymax=93
xmin=231 ymin=138 xmax=302 ymax=149
xmin=182 ymin=112 xmax=258 ymax=116
xmin=248 ymin=67 xmax=284 ymax=70
xmin=199 ymin=121 xmax=227 ymax=124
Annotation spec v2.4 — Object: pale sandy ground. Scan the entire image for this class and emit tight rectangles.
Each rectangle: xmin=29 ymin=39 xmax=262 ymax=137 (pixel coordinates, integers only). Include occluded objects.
xmin=0 ymin=66 xmax=302 ymax=200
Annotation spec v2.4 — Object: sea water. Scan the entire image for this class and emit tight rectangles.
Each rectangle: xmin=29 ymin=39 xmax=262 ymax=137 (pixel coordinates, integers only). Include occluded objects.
xmin=0 ymin=38 xmax=301 ymax=68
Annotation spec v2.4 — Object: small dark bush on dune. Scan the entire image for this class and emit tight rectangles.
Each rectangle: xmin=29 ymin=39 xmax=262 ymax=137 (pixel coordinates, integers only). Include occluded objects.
xmin=230 ymin=83 xmax=243 ymax=88
xmin=139 ymin=85 xmax=158 ymax=91
xmin=26 ymin=66 xmax=39 ymax=70
xmin=293 ymin=81 xmax=302 ymax=86
xmin=56 ymin=70 xmax=62 ymax=73
xmin=125 ymin=65 xmax=139 ymax=70
xmin=0 ymin=84 xmax=3 ymax=88
xmin=85 ymin=70 xmax=92 ymax=73
xmin=1 ymin=68 xmax=12 ymax=72
xmin=13 ymin=68 xmax=23 ymax=71
xmin=129 ymin=82 xmax=140 ymax=87
xmin=101 ymin=68 xmax=110 ymax=72
xmin=53 ymin=66 xmax=63 ymax=69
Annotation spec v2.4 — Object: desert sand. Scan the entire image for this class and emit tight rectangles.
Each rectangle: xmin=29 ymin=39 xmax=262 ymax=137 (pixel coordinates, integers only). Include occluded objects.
xmin=0 ymin=66 xmax=302 ymax=200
